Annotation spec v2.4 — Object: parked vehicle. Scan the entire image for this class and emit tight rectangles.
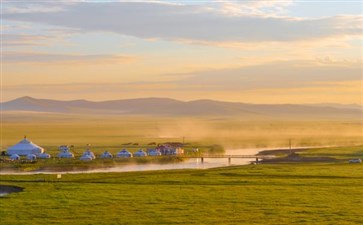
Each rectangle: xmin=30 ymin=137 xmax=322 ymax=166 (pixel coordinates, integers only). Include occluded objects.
xmin=349 ymin=158 xmax=362 ymax=163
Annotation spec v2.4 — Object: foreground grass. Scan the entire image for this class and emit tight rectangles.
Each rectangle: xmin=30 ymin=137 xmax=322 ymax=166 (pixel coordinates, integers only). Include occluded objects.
xmin=1 ymin=162 xmax=363 ymax=225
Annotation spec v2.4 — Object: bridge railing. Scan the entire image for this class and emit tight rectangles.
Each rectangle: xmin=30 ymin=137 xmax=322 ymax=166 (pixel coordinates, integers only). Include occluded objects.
xmin=181 ymin=155 xmax=274 ymax=158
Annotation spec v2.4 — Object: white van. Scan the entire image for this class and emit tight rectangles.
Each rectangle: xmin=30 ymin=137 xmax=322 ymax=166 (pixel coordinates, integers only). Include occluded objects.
xmin=349 ymin=158 xmax=362 ymax=163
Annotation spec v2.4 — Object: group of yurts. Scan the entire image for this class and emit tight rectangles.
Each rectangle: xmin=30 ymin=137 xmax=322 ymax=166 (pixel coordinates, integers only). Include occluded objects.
xmin=6 ymin=136 xmax=185 ymax=161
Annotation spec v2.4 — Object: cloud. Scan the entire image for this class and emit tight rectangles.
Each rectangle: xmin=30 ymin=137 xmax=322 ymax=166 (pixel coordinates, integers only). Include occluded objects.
xmin=3 ymin=2 xmax=362 ymax=44
xmin=210 ymin=0 xmax=294 ymax=17
xmin=2 ymin=1 xmax=71 ymax=14
xmin=2 ymin=34 xmax=54 ymax=46
xmin=173 ymin=59 xmax=362 ymax=91
xmin=4 ymin=59 xmax=360 ymax=92
xmin=3 ymin=52 xmax=137 ymax=64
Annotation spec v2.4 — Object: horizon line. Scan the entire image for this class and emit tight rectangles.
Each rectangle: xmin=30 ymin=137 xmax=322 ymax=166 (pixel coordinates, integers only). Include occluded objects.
xmin=2 ymin=95 xmax=362 ymax=107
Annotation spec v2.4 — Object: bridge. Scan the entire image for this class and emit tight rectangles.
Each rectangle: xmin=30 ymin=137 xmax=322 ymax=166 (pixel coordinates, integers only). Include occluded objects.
xmin=180 ymin=155 xmax=274 ymax=164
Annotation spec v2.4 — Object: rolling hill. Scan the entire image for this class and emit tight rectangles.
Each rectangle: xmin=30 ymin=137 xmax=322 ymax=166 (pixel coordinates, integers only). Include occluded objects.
xmin=1 ymin=96 xmax=362 ymax=119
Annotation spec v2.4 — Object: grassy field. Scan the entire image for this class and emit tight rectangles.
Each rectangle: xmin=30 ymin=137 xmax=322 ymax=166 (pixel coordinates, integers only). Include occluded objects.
xmin=1 ymin=158 xmax=363 ymax=225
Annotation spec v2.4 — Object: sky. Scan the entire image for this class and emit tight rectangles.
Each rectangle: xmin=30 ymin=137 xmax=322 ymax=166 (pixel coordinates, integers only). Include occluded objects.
xmin=1 ymin=0 xmax=362 ymax=104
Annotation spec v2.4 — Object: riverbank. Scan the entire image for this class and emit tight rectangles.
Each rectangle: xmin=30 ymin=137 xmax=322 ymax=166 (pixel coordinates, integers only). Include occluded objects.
xmin=259 ymin=145 xmax=363 ymax=163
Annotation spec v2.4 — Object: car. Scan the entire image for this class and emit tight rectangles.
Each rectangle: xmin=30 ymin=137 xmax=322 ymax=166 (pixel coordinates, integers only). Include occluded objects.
xmin=349 ymin=158 xmax=362 ymax=163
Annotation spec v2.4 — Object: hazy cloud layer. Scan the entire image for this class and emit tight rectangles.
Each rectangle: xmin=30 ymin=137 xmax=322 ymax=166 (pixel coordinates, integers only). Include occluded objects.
xmin=3 ymin=2 xmax=362 ymax=43
xmin=3 ymin=34 xmax=53 ymax=46
xmin=3 ymin=52 xmax=136 ymax=64
xmin=4 ymin=59 xmax=360 ymax=91
xmin=176 ymin=60 xmax=362 ymax=90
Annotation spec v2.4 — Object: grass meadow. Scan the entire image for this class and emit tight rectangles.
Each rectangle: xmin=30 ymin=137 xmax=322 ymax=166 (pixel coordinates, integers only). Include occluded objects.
xmin=1 ymin=158 xmax=363 ymax=225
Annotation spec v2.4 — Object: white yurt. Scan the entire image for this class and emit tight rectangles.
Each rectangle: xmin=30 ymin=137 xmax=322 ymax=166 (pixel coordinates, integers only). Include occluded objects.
xmin=134 ymin=149 xmax=147 ymax=157
xmin=58 ymin=150 xmax=74 ymax=158
xmin=100 ymin=151 xmax=113 ymax=159
xmin=7 ymin=137 xmax=44 ymax=156
xmin=26 ymin=154 xmax=37 ymax=161
xmin=116 ymin=149 xmax=133 ymax=158
xmin=80 ymin=154 xmax=93 ymax=161
xmin=9 ymin=154 xmax=20 ymax=161
xmin=84 ymin=150 xmax=95 ymax=159
xmin=80 ymin=149 xmax=95 ymax=161
xmin=38 ymin=153 xmax=51 ymax=159
xmin=147 ymin=149 xmax=161 ymax=156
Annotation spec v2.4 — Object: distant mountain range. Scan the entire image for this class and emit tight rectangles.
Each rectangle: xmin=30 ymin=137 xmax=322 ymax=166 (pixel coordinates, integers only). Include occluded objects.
xmin=1 ymin=96 xmax=362 ymax=119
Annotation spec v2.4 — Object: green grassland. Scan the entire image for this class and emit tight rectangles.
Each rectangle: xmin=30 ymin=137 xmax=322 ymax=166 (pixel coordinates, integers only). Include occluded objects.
xmin=1 ymin=156 xmax=363 ymax=225
xmin=299 ymin=146 xmax=363 ymax=159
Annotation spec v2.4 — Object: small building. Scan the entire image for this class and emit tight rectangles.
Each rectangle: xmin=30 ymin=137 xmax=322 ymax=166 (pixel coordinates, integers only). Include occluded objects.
xmin=80 ymin=155 xmax=93 ymax=161
xmin=9 ymin=154 xmax=20 ymax=161
xmin=7 ymin=137 xmax=44 ymax=156
xmin=80 ymin=149 xmax=95 ymax=161
xmin=133 ymin=149 xmax=147 ymax=157
xmin=58 ymin=150 xmax=74 ymax=158
xmin=100 ymin=151 xmax=113 ymax=159
xmin=26 ymin=154 xmax=37 ymax=161
xmin=116 ymin=149 xmax=133 ymax=158
xmin=38 ymin=153 xmax=51 ymax=159
xmin=156 ymin=144 xmax=184 ymax=155
xmin=147 ymin=149 xmax=161 ymax=156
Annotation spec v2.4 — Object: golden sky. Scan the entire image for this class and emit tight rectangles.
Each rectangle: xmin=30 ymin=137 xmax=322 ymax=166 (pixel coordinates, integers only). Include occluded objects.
xmin=2 ymin=1 xmax=362 ymax=104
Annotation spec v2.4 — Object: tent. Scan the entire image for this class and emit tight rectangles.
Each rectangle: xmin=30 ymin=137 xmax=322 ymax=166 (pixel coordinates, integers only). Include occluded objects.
xmin=7 ymin=137 xmax=44 ymax=156
xmin=83 ymin=150 xmax=95 ymax=159
xmin=58 ymin=150 xmax=74 ymax=158
xmin=38 ymin=153 xmax=51 ymax=159
xmin=80 ymin=155 xmax=93 ymax=161
xmin=116 ymin=149 xmax=133 ymax=158
xmin=100 ymin=151 xmax=113 ymax=159
xmin=9 ymin=154 xmax=20 ymax=161
xmin=80 ymin=149 xmax=95 ymax=160
xmin=26 ymin=154 xmax=37 ymax=161
xmin=134 ymin=149 xmax=147 ymax=157
xmin=147 ymin=149 xmax=161 ymax=156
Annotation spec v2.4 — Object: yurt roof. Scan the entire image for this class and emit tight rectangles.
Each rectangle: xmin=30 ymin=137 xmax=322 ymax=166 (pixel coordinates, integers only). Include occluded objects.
xmin=8 ymin=137 xmax=43 ymax=151
xmin=119 ymin=149 xmax=131 ymax=153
